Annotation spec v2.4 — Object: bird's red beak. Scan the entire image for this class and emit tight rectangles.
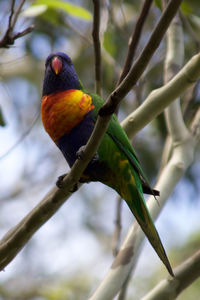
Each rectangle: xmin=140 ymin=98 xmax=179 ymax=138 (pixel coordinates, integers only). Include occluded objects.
xmin=51 ymin=56 xmax=62 ymax=75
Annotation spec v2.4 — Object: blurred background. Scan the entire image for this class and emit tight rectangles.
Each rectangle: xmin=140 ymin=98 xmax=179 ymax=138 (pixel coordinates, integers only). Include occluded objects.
xmin=0 ymin=0 xmax=200 ymax=299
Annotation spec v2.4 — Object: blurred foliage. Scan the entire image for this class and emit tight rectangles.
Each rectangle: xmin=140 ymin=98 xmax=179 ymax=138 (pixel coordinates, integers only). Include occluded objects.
xmin=23 ymin=0 xmax=92 ymax=20
xmin=0 ymin=0 xmax=200 ymax=299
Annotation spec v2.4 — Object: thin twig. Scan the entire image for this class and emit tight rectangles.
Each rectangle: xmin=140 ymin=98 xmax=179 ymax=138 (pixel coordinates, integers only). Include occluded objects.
xmin=10 ymin=0 xmax=26 ymax=30
xmin=0 ymin=0 xmax=34 ymax=48
xmin=92 ymin=0 xmax=102 ymax=95
xmin=8 ymin=0 xmax=15 ymax=30
xmin=117 ymin=0 xmax=153 ymax=85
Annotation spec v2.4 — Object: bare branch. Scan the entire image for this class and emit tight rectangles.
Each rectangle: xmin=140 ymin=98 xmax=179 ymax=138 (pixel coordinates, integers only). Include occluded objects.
xmin=117 ymin=0 xmax=153 ymax=85
xmin=142 ymin=249 xmax=200 ymax=300
xmin=10 ymin=0 xmax=26 ymax=30
xmin=8 ymin=0 xmax=15 ymax=30
xmin=92 ymin=0 xmax=102 ymax=95
xmin=0 ymin=0 xmax=34 ymax=48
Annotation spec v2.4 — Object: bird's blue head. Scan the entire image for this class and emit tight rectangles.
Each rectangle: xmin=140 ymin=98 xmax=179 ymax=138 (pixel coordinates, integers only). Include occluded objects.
xmin=42 ymin=52 xmax=81 ymax=96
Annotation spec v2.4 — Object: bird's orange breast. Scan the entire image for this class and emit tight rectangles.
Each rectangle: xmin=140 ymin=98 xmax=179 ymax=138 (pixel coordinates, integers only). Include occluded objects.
xmin=41 ymin=89 xmax=94 ymax=143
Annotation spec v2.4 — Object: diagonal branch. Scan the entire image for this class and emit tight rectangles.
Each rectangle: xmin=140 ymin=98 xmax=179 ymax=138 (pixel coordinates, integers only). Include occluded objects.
xmin=92 ymin=0 xmax=102 ymax=95
xmin=117 ymin=0 xmax=153 ymax=85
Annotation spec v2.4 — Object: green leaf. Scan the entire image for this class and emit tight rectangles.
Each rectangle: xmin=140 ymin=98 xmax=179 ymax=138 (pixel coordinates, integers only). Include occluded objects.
xmin=40 ymin=8 xmax=64 ymax=26
xmin=33 ymin=0 xmax=92 ymax=20
xmin=22 ymin=4 xmax=47 ymax=17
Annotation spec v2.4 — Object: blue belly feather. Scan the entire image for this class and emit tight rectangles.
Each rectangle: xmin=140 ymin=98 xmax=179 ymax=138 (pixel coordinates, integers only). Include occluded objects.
xmin=57 ymin=111 xmax=109 ymax=181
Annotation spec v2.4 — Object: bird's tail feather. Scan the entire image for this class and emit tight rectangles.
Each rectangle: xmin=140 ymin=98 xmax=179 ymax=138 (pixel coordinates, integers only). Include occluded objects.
xmin=126 ymin=186 xmax=174 ymax=277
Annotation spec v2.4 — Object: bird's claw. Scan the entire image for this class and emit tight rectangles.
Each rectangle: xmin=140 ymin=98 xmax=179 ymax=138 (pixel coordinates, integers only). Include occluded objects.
xmin=56 ymin=173 xmax=78 ymax=193
xmin=76 ymin=146 xmax=99 ymax=163
xmin=69 ymin=183 xmax=78 ymax=193
xmin=56 ymin=173 xmax=67 ymax=188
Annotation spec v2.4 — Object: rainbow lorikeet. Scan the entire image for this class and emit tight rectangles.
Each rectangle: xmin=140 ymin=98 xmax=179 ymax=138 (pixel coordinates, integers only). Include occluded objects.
xmin=41 ymin=52 xmax=173 ymax=276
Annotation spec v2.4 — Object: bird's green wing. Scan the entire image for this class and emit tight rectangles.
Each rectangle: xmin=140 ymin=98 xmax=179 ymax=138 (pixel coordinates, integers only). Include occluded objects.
xmin=89 ymin=92 xmax=153 ymax=194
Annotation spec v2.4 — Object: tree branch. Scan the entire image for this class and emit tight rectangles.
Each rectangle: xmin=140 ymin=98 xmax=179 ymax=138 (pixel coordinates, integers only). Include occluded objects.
xmin=92 ymin=0 xmax=102 ymax=95
xmin=117 ymin=0 xmax=153 ymax=85
xmin=142 ymin=249 xmax=200 ymax=300
xmin=0 ymin=0 xmax=34 ymax=48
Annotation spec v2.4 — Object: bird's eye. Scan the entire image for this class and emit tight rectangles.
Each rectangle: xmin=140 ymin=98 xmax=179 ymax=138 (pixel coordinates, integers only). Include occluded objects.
xmin=63 ymin=57 xmax=72 ymax=65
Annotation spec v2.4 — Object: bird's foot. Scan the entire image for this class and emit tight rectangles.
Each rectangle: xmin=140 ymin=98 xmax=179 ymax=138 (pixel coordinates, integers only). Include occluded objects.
xmin=69 ymin=183 xmax=78 ymax=193
xmin=56 ymin=173 xmax=78 ymax=193
xmin=76 ymin=146 xmax=99 ymax=163
xmin=56 ymin=173 xmax=67 ymax=189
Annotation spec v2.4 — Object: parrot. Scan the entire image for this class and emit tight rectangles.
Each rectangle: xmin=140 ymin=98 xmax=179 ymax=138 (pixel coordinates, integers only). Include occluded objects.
xmin=41 ymin=52 xmax=174 ymax=276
